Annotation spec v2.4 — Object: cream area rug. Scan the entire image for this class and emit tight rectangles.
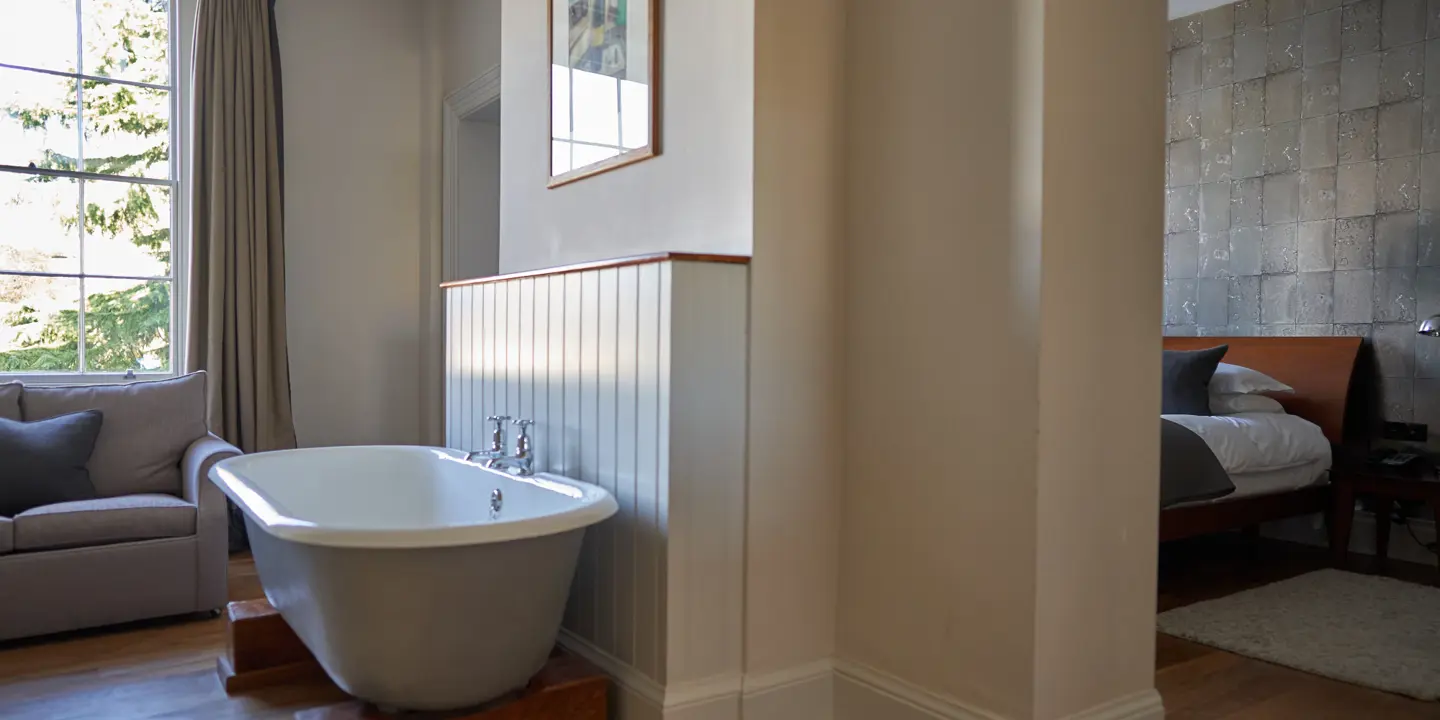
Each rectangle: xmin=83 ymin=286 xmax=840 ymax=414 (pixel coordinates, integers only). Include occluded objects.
xmin=1157 ymin=570 xmax=1440 ymax=700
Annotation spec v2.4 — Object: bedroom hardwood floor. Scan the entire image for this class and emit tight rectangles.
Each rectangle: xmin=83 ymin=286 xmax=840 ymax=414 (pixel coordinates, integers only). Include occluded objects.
xmin=0 ymin=544 xmax=1435 ymax=718
xmin=1157 ymin=535 xmax=1440 ymax=719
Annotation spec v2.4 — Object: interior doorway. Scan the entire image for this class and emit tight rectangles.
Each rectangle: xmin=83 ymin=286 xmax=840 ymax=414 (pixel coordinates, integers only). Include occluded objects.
xmin=442 ymin=66 xmax=501 ymax=283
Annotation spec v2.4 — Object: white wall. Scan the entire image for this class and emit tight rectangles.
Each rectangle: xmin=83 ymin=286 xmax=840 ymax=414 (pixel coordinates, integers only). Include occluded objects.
xmin=454 ymin=118 xmax=501 ymax=281
xmin=840 ymin=0 xmax=1039 ymax=715
xmin=744 ymin=0 xmax=844 ymax=698
xmin=498 ymin=0 xmax=755 ymax=273
xmin=1031 ymin=0 xmax=1165 ymax=716
xmin=434 ymin=0 xmax=502 ymax=96
xmin=277 ymin=0 xmax=425 ymax=447
xmin=838 ymin=1 xmax=1164 ymax=719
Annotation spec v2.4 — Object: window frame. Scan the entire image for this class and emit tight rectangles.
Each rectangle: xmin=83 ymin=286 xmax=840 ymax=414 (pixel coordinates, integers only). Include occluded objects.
xmin=0 ymin=0 xmax=191 ymax=386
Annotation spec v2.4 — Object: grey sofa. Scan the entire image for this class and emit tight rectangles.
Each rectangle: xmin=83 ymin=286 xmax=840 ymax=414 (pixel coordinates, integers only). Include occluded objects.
xmin=0 ymin=372 xmax=240 ymax=641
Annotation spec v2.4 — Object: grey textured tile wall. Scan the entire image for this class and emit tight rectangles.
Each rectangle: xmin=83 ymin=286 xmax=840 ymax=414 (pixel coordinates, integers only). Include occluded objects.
xmin=1167 ymin=0 xmax=1440 ymax=431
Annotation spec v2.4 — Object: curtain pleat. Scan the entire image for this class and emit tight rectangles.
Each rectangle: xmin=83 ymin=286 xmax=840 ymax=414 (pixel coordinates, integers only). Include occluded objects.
xmin=188 ymin=0 xmax=297 ymax=454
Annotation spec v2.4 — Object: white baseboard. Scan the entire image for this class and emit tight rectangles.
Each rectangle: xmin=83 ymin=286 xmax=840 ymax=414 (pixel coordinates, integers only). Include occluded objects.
xmin=832 ymin=658 xmax=1007 ymax=720
xmin=1059 ymin=689 xmax=1165 ymax=720
xmin=557 ymin=628 xmax=667 ymax=707
xmin=742 ymin=660 xmax=835 ymax=720
xmin=558 ymin=635 xmax=1160 ymax=720
xmin=556 ymin=629 xmax=744 ymax=720
xmin=833 ymin=658 xmax=1162 ymax=720
xmin=1262 ymin=510 xmax=1438 ymax=567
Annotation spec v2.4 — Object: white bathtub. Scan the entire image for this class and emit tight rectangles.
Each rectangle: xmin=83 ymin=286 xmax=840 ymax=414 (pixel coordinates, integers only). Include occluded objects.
xmin=210 ymin=446 xmax=617 ymax=711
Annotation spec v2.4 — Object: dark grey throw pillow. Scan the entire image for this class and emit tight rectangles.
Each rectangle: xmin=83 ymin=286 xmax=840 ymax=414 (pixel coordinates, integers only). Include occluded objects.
xmin=0 ymin=410 xmax=104 ymax=517
xmin=1162 ymin=345 xmax=1228 ymax=415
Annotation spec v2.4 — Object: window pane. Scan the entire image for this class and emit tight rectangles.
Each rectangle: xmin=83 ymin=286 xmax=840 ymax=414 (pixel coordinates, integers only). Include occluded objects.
xmin=572 ymin=142 xmax=620 ymax=168
xmin=571 ymin=69 xmax=619 ymax=146
xmin=619 ymin=79 xmax=648 ymax=150
xmin=83 ymin=0 xmax=170 ymax=85
xmin=0 ymin=274 xmax=80 ymax=372
xmin=82 ymin=79 xmax=169 ymax=179
xmin=84 ymin=276 xmax=169 ymax=372
xmin=0 ymin=67 xmax=80 ymax=170
xmin=553 ymin=140 xmax=572 ymax=175
xmin=0 ymin=0 xmax=78 ymax=74
xmin=0 ymin=174 xmax=80 ymax=274
xmin=552 ymin=65 xmax=572 ymax=141
xmin=83 ymin=180 xmax=169 ymax=276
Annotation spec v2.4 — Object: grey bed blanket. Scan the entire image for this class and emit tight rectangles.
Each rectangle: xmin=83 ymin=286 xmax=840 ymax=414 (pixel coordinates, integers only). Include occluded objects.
xmin=1160 ymin=418 xmax=1235 ymax=508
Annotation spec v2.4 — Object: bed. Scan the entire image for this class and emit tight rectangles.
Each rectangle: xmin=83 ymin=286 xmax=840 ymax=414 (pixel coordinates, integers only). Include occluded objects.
xmin=1159 ymin=336 xmax=1364 ymax=543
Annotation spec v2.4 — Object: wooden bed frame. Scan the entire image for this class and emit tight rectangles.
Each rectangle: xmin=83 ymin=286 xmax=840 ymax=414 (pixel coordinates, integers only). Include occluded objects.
xmin=1159 ymin=336 xmax=1364 ymax=543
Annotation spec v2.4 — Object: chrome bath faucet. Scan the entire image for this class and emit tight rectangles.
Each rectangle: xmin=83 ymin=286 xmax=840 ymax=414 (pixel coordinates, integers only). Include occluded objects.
xmin=481 ymin=418 xmax=536 ymax=477
xmin=465 ymin=415 xmax=511 ymax=463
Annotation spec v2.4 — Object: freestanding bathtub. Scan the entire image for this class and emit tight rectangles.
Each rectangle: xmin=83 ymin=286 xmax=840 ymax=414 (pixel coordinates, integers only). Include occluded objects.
xmin=209 ymin=446 xmax=617 ymax=711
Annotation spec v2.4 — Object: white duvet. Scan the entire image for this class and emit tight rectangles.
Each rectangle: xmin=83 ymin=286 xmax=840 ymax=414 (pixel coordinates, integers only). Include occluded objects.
xmin=1161 ymin=412 xmax=1332 ymax=475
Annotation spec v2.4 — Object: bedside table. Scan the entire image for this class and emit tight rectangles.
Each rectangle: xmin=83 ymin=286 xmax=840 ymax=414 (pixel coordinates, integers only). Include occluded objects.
xmin=1330 ymin=452 xmax=1440 ymax=582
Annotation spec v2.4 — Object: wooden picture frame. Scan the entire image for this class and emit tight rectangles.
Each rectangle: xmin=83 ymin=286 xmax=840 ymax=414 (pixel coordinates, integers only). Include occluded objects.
xmin=547 ymin=0 xmax=661 ymax=188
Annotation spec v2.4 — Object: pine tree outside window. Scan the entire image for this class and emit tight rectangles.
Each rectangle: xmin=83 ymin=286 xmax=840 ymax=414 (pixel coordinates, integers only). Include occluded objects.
xmin=0 ymin=0 xmax=188 ymax=382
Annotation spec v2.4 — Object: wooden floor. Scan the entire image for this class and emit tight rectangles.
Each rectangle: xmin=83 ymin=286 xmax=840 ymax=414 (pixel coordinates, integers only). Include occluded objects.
xmin=1156 ymin=535 xmax=1440 ymax=719
xmin=0 ymin=544 xmax=1436 ymax=717
xmin=0 ymin=554 xmax=355 ymax=719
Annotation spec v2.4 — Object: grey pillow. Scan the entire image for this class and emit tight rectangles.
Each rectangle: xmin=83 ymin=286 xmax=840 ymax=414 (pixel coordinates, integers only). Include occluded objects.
xmin=1162 ymin=345 xmax=1228 ymax=415
xmin=0 ymin=410 xmax=104 ymax=517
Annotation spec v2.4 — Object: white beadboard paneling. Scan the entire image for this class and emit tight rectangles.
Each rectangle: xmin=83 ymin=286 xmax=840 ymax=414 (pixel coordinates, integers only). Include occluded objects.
xmin=580 ymin=269 xmax=600 ymax=640
xmin=480 ymin=283 xmax=494 ymax=441
xmin=548 ymin=276 xmax=566 ymax=475
xmin=666 ymin=262 xmax=748 ymax=683
xmin=635 ymin=262 xmax=662 ymax=680
xmin=532 ymin=276 xmax=551 ymax=479
xmin=445 ymin=287 xmax=456 ymax=449
xmin=508 ymin=280 xmax=522 ymax=416
xmin=597 ymin=269 xmax=619 ymax=653
xmin=655 ymin=263 xmax=673 ymax=687
xmin=615 ymin=265 xmax=639 ymax=667
xmin=443 ymin=258 xmax=747 ymax=694
xmin=518 ymin=278 xmax=534 ymax=421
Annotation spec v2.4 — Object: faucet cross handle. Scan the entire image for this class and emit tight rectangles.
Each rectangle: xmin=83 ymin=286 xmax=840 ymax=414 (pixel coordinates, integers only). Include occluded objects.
xmin=486 ymin=415 xmax=512 ymax=452
xmin=513 ymin=419 xmax=535 ymax=457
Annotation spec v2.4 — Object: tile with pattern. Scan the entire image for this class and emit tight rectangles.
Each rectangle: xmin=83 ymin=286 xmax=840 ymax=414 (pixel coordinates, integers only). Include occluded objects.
xmin=1167 ymin=2 xmax=1440 ymax=403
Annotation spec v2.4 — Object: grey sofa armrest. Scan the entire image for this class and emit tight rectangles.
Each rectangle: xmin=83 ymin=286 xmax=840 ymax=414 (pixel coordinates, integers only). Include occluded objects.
xmin=182 ymin=433 xmax=241 ymax=611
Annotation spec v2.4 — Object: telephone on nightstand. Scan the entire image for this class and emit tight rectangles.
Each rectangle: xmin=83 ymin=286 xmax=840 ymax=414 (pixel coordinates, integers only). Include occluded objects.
xmin=1368 ymin=448 xmax=1424 ymax=467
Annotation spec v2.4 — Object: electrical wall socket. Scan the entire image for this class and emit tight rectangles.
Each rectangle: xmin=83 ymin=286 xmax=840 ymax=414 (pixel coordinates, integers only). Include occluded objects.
xmin=1382 ymin=421 xmax=1428 ymax=442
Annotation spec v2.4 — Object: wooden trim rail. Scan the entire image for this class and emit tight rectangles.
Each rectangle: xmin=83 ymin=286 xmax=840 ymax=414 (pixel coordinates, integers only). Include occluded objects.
xmin=440 ymin=252 xmax=750 ymax=289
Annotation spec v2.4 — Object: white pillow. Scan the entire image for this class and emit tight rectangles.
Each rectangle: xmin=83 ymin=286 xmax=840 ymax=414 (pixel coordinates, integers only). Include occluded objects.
xmin=1209 ymin=362 xmax=1293 ymax=395
xmin=1209 ymin=392 xmax=1286 ymax=415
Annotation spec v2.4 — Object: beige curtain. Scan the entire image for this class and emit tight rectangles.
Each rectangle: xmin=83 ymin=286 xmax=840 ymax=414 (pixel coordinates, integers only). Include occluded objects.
xmin=188 ymin=0 xmax=297 ymax=453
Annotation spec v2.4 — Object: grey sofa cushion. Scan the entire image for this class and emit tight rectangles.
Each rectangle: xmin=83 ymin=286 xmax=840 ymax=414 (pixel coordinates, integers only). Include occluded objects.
xmin=22 ymin=372 xmax=207 ymax=497
xmin=12 ymin=495 xmax=196 ymax=552
xmin=0 ymin=382 xmax=19 ymax=421
xmin=0 ymin=411 xmax=104 ymax=517
xmin=0 ymin=516 xmax=11 ymax=555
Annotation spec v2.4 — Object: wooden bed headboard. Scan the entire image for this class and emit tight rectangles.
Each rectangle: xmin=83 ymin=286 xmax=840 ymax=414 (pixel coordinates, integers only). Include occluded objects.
xmin=1163 ymin=336 xmax=1363 ymax=445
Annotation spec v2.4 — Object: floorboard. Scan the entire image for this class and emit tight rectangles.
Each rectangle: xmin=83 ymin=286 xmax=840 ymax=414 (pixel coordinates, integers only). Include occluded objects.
xmin=0 ymin=554 xmax=360 ymax=719
xmin=1 ymin=543 xmax=1437 ymax=717
xmin=1155 ymin=535 xmax=1440 ymax=719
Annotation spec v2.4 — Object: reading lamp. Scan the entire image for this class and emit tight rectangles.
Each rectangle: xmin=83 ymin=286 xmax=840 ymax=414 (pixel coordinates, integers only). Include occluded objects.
xmin=1421 ymin=315 xmax=1440 ymax=337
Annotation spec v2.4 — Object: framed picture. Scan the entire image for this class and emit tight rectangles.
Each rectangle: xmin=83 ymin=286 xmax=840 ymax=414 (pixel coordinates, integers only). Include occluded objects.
xmin=548 ymin=0 xmax=660 ymax=188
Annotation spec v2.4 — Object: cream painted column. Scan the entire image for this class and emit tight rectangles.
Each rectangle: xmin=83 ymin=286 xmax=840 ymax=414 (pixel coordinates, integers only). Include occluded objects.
xmin=742 ymin=0 xmax=845 ymax=718
xmin=1031 ymin=0 xmax=1166 ymax=717
xmin=838 ymin=0 xmax=1166 ymax=719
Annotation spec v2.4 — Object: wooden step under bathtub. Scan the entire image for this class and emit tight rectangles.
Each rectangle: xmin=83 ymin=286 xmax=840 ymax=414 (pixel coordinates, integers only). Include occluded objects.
xmin=218 ymin=599 xmax=608 ymax=719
